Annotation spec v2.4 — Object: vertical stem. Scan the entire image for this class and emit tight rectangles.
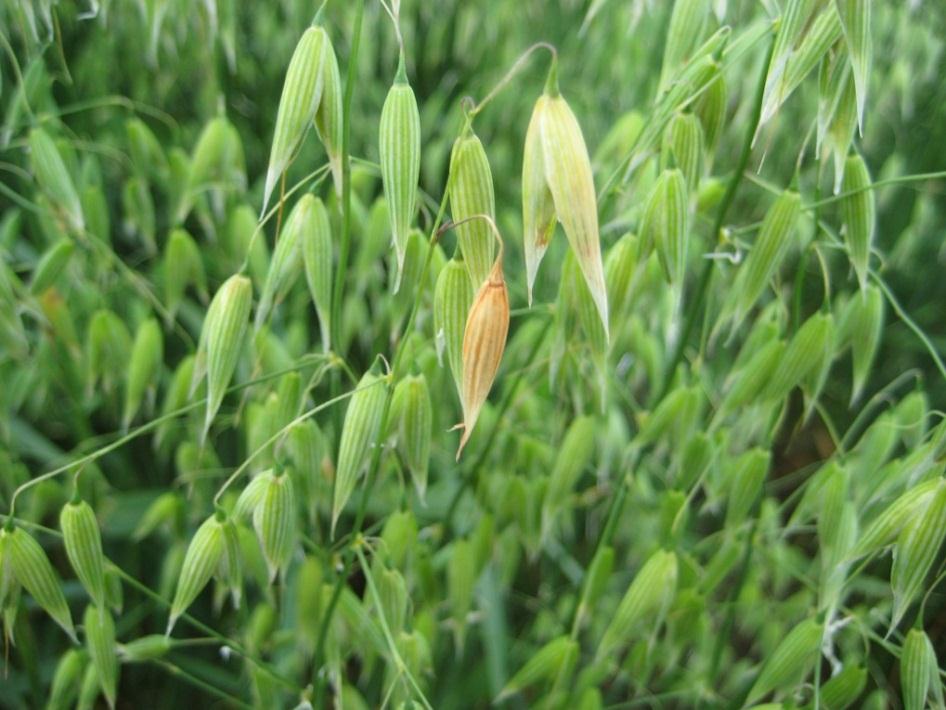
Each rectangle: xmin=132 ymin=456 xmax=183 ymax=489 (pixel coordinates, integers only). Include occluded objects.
xmin=331 ymin=0 xmax=365 ymax=352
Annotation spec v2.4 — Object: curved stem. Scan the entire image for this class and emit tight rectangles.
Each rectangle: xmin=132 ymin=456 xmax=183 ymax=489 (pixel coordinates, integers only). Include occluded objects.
xmin=470 ymin=42 xmax=557 ymax=117
xmin=212 ymin=376 xmax=382 ymax=505
xmin=8 ymin=354 xmax=329 ymax=518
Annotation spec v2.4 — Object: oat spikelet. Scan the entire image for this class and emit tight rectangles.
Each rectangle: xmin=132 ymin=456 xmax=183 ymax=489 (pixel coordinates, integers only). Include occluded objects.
xmin=454 ymin=217 xmax=509 ymax=460
xmin=522 ymin=70 xmax=609 ymax=338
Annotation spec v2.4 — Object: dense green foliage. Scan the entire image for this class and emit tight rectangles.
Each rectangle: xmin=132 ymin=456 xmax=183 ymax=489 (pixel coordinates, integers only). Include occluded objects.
xmin=1 ymin=1 xmax=946 ymax=708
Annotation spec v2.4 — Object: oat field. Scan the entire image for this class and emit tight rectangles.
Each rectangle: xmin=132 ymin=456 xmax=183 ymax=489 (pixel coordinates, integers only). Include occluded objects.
xmin=1 ymin=1 xmax=946 ymax=708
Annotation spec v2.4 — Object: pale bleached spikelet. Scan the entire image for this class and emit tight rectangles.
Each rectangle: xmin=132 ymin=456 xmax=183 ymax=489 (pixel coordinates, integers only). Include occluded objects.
xmin=840 ymin=152 xmax=874 ymax=291
xmin=60 ymin=500 xmax=107 ymax=608
xmin=255 ymin=194 xmax=311 ymax=331
xmin=301 ymin=196 xmax=333 ymax=351
xmin=835 ymin=0 xmax=872 ymax=134
xmin=83 ymin=604 xmax=118 ymax=708
xmin=201 ymin=274 xmax=252 ymax=441
xmin=448 ymin=125 xmax=496 ymax=287
xmin=758 ymin=0 xmax=819 ymax=137
xmin=522 ymin=74 xmax=609 ymax=337
xmin=331 ymin=371 xmax=389 ymax=536
xmin=379 ymin=55 xmax=421 ymax=292
xmin=456 ymin=241 xmax=510 ymax=460
xmin=760 ymin=4 xmax=843 ymax=129
xmin=123 ymin=318 xmax=163 ymax=430
xmin=253 ymin=469 xmax=296 ymax=583
xmin=262 ymin=25 xmax=327 ymax=215
xmin=168 ymin=514 xmax=226 ymax=634
xmin=3 ymin=526 xmax=77 ymax=642
xmin=29 ymin=127 xmax=84 ymax=234
xmin=522 ymin=95 xmax=557 ymax=306
xmin=745 ymin=617 xmax=823 ymax=705
xmin=890 ymin=479 xmax=946 ymax=631
xmin=433 ymin=256 xmax=474 ymax=399
xmin=313 ymin=29 xmax=344 ymax=198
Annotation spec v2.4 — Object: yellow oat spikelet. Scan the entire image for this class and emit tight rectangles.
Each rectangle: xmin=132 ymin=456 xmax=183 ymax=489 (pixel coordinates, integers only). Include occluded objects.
xmin=456 ymin=220 xmax=509 ymax=460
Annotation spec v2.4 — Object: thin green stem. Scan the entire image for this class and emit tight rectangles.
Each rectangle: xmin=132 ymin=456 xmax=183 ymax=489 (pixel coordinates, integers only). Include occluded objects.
xmin=8 ymin=354 xmax=329 ymax=517
xmin=212 ymin=376 xmax=383 ymax=505
xmin=872 ymin=273 xmax=946 ymax=384
xmin=152 ymin=659 xmax=253 ymax=709
xmin=330 ymin=0 xmax=364 ymax=352
xmin=470 ymin=42 xmax=557 ymax=116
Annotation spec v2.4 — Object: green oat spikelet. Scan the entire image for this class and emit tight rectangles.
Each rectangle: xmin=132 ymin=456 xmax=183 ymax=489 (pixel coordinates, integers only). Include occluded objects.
xmin=253 ymin=468 xmax=296 ymax=583
xmin=331 ymin=370 xmax=389 ymax=536
xmin=3 ymin=526 xmax=77 ymax=642
xmin=301 ymin=195 xmax=333 ymax=351
xmin=29 ymin=127 xmax=84 ymax=233
xmin=199 ymin=274 xmax=252 ymax=441
xmin=123 ymin=318 xmax=163 ymax=431
xmin=262 ymin=25 xmax=327 ymax=215
xmin=167 ymin=513 xmax=227 ymax=634
xmin=83 ymin=604 xmax=118 ymax=708
xmin=448 ymin=124 xmax=496 ymax=287
xmin=900 ymin=628 xmax=935 ymax=710
xmin=391 ymin=374 xmax=433 ymax=500
xmin=379 ymin=54 xmax=422 ymax=292
xmin=746 ymin=617 xmax=823 ymax=705
xmin=840 ymin=152 xmax=875 ymax=291
xmin=597 ymin=549 xmax=677 ymax=660
xmin=60 ymin=499 xmax=107 ymax=608
xmin=434 ymin=256 xmax=474 ymax=400
xmin=890 ymin=480 xmax=946 ymax=631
